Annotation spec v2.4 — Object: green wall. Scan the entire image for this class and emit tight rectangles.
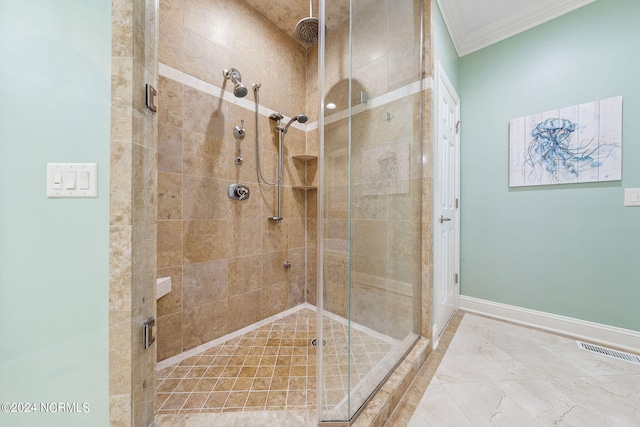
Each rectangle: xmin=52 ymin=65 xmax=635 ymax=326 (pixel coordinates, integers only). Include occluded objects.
xmin=458 ymin=0 xmax=640 ymax=330
xmin=0 ymin=1 xmax=111 ymax=425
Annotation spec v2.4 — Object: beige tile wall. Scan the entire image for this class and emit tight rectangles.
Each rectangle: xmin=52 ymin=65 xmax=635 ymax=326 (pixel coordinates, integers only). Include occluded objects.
xmin=421 ymin=0 xmax=434 ymax=340
xmin=156 ymin=0 xmax=318 ymax=362
xmin=110 ymin=0 xmax=158 ymax=425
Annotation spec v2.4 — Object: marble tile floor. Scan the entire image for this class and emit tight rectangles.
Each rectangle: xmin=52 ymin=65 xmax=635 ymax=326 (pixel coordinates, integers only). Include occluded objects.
xmin=156 ymin=307 xmax=396 ymax=424
xmin=407 ymin=313 xmax=640 ymax=427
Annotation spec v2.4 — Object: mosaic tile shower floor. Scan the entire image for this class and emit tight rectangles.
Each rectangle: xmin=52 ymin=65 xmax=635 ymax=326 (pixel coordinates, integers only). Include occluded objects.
xmin=156 ymin=307 xmax=397 ymax=415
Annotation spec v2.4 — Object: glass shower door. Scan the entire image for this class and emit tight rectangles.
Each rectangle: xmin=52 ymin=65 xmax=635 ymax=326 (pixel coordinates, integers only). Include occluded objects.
xmin=318 ymin=0 xmax=423 ymax=423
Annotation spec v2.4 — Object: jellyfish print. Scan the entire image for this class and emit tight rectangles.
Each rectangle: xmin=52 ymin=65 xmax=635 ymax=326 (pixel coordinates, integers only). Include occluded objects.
xmin=509 ymin=96 xmax=622 ymax=187
xmin=525 ymin=117 xmax=618 ymax=184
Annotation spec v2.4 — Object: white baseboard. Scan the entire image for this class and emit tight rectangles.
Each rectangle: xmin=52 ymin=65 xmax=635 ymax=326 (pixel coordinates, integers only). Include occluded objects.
xmin=460 ymin=296 xmax=640 ymax=353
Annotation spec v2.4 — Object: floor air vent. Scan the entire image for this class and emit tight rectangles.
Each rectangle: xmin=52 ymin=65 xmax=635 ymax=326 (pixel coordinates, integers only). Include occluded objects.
xmin=576 ymin=341 xmax=640 ymax=366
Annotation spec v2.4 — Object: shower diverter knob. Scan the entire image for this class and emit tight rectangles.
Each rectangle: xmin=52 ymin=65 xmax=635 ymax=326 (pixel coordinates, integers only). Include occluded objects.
xmin=234 ymin=119 xmax=245 ymax=140
xmin=228 ymin=184 xmax=250 ymax=201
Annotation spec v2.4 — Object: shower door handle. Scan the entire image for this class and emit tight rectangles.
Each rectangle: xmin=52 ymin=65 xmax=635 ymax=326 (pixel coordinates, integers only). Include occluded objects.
xmin=146 ymin=84 xmax=157 ymax=113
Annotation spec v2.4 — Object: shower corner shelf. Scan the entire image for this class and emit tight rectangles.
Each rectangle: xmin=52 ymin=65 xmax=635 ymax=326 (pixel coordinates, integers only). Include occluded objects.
xmin=291 ymin=154 xmax=318 ymax=191
xmin=292 ymin=155 xmax=318 ymax=161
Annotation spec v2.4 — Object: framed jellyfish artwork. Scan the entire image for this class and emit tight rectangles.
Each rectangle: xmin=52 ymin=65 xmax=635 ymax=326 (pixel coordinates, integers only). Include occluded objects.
xmin=509 ymin=96 xmax=622 ymax=187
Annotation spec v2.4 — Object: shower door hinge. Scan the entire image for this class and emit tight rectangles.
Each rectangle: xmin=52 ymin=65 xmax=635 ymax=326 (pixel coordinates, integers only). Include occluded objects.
xmin=143 ymin=317 xmax=156 ymax=349
xmin=455 ymin=273 xmax=459 ymax=284
xmin=145 ymin=84 xmax=157 ymax=113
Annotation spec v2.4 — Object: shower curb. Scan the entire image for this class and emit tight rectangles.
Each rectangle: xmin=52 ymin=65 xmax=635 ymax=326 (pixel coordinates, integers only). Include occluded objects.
xmin=351 ymin=337 xmax=431 ymax=427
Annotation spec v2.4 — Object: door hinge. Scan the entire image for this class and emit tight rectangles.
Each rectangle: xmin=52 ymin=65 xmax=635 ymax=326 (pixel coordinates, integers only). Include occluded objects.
xmin=143 ymin=317 xmax=156 ymax=349
xmin=455 ymin=273 xmax=459 ymax=284
xmin=455 ymin=198 xmax=459 ymax=209
xmin=455 ymin=120 xmax=461 ymax=134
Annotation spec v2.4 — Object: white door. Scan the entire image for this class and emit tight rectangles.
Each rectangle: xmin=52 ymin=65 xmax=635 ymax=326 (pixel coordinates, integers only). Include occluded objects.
xmin=433 ymin=61 xmax=460 ymax=348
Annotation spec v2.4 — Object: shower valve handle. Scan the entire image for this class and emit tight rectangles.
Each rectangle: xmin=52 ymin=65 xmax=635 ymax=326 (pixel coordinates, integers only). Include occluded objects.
xmin=234 ymin=119 xmax=245 ymax=140
xmin=235 ymin=187 xmax=249 ymax=200
xmin=228 ymin=184 xmax=250 ymax=201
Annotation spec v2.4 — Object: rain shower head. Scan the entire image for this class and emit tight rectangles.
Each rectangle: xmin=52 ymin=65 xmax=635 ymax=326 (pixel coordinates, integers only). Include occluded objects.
xmin=223 ymin=68 xmax=248 ymax=98
xmin=295 ymin=17 xmax=318 ymax=45
xmin=284 ymin=114 xmax=309 ymax=132
xmin=295 ymin=0 xmax=318 ymax=45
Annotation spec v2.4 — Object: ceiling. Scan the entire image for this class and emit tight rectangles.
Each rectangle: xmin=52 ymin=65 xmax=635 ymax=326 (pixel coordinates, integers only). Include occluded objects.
xmin=243 ymin=0 xmax=597 ymax=54
xmin=437 ymin=0 xmax=597 ymax=56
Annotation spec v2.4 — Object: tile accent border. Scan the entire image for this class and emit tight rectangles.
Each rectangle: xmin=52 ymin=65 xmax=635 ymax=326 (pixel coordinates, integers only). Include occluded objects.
xmin=460 ymin=296 xmax=640 ymax=353
xmin=159 ymin=62 xmax=434 ymax=133
xmin=159 ymin=63 xmax=309 ymax=132
xmin=323 ymin=77 xmax=434 ymax=128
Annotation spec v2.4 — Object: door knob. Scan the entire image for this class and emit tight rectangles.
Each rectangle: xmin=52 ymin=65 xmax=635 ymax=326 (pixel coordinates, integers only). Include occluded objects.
xmin=440 ymin=215 xmax=451 ymax=223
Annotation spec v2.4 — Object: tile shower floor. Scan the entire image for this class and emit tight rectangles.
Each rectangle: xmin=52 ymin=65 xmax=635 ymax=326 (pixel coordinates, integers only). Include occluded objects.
xmin=156 ymin=307 xmax=396 ymax=416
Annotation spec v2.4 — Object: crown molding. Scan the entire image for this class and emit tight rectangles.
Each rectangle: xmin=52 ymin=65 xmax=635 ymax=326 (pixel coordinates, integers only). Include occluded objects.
xmin=437 ymin=0 xmax=597 ymax=57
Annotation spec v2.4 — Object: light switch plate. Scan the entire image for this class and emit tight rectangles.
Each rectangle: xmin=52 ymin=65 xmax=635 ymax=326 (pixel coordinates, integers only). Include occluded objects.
xmin=47 ymin=163 xmax=98 ymax=198
xmin=624 ymin=188 xmax=640 ymax=207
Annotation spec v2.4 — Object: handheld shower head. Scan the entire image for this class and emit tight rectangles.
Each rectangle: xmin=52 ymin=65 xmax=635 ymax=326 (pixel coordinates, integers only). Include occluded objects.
xmin=234 ymin=83 xmax=248 ymax=98
xmin=223 ymin=68 xmax=248 ymax=98
xmin=283 ymin=114 xmax=309 ymax=133
xmin=295 ymin=114 xmax=309 ymax=124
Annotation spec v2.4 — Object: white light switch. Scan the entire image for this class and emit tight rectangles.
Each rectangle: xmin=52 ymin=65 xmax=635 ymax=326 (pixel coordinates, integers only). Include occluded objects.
xmin=624 ymin=188 xmax=640 ymax=207
xmin=64 ymin=171 xmax=76 ymax=189
xmin=78 ymin=170 xmax=90 ymax=190
xmin=47 ymin=163 xmax=98 ymax=198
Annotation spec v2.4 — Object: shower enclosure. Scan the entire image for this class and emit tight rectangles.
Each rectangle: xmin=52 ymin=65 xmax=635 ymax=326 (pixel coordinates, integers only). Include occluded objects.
xmin=149 ymin=0 xmax=425 ymax=425
xmin=317 ymin=0 xmax=423 ymax=423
